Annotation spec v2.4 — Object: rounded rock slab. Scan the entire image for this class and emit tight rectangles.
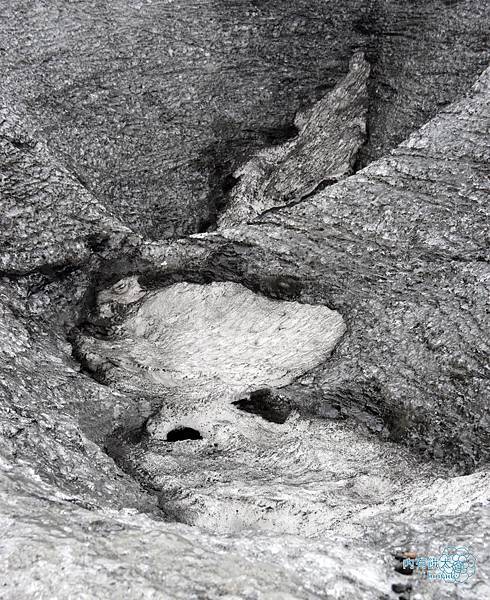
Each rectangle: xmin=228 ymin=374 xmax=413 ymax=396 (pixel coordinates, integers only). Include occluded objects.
xmin=82 ymin=281 xmax=346 ymax=396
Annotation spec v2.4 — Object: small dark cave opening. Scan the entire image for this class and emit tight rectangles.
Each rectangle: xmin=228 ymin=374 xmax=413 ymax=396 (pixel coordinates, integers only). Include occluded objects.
xmin=166 ymin=427 xmax=203 ymax=442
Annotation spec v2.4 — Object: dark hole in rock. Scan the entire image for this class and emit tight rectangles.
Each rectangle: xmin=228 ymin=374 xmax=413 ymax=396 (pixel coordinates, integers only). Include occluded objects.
xmin=233 ymin=388 xmax=292 ymax=424
xmin=260 ymin=122 xmax=299 ymax=145
xmin=166 ymin=427 xmax=203 ymax=442
xmin=221 ymin=173 xmax=240 ymax=195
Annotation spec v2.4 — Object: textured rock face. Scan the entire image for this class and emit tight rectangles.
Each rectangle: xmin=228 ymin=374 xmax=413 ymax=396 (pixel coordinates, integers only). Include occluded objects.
xmin=0 ymin=0 xmax=367 ymax=238
xmin=136 ymin=67 xmax=490 ymax=473
xmin=1 ymin=1 xmax=488 ymax=236
xmin=0 ymin=93 xmax=131 ymax=275
xmin=1 ymin=274 xmax=488 ymax=597
xmin=0 ymin=281 xmax=157 ymax=513
xmin=0 ymin=2 xmax=489 ymax=599
xmin=219 ymin=52 xmax=369 ymax=226
xmin=76 ymin=281 xmax=345 ymax=393
xmin=359 ymin=0 xmax=490 ymax=165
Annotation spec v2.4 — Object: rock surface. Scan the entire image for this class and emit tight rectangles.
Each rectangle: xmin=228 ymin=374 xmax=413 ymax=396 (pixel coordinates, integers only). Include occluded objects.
xmin=0 ymin=92 xmax=131 ymax=275
xmin=219 ymin=52 xmax=369 ymax=226
xmin=1 ymin=1 xmax=488 ymax=236
xmin=135 ymin=66 xmax=490 ymax=473
xmin=76 ymin=280 xmax=345 ymax=394
xmin=0 ymin=2 xmax=489 ymax=599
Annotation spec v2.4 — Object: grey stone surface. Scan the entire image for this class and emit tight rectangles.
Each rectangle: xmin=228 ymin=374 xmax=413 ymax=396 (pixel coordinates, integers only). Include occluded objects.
xmin=0 ymin=92 xmax=131 ymax=275
xmin=0 ymin=2 xmax=489 ymax=598
xmin=0 ymin=1 xmax=488 ymax=237
xmin=135 ymin=66 xmax=490 ymax=472
xmin=358 ymin=0 xmax=490 ymax=166
xmin=218 ymin=52 xmax=369 ymax=226
xmin=76 ymin=280 xmax=345 ymax=393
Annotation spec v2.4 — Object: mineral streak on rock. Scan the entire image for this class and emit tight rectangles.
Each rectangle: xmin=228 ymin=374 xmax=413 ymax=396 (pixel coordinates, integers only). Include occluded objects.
xmin=219 ymin=52 xmax=370 ymax=227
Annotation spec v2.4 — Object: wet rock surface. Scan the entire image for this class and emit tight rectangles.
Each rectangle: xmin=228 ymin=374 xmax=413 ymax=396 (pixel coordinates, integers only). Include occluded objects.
xmin=0 ymin=1 xmax=489 ymax=598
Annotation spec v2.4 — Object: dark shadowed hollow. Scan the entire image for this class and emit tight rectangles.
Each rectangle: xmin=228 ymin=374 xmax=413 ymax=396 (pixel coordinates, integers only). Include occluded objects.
xmin=167 ymin=427 xmax=203 ymax=442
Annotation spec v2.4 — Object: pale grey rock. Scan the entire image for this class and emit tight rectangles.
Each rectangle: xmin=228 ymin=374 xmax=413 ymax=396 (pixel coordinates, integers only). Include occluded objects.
xmin=136 ymin=66 xmax=490 ymax=472
xmin=0 ymin=3 xmax=488 ymax=598
xmin=76 ymin=281 xmax=345 ymax=394
xmin=0 ymin=458 xmax=401 ymax=600
xmin=1 ymin=279 xmax=489 ymax=596
xmin=218 ymin=52 xmax=369 ymax=227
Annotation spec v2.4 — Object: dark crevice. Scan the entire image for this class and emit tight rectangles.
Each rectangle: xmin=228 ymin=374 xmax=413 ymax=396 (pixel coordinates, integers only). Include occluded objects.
xmin=195 ymin=130 xmax=250 ymax=233
xmin=136 ymin=265 xmax=305 ymax=303
xmin=351 ymin=2 xmax=388 ymax=171
xmin=197 ymin=172 xmax=241 ymax=233
xmin=251 ymin=122 xmax=299 ymax=146
xmin=233 ymin=389 xmax=292 ymax=424
xmin=9 ymin=137 xmax=35 ymax=150
xmin=166 ymin=427 xmax=202 ymax=442
xmin=36 ymin=263 xmax=78 ymax=282
xmin=353 ymin=52 xmax=376 ymax=173
xmin=248 ymin=178 xmax=338 ymax=224
xmin=0 ymin=261 xmax=82 ymax=281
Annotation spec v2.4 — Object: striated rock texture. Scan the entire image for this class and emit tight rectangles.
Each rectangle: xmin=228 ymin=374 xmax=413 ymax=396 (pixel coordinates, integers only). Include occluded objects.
xmin=48 ymin=59 xmax=487 ymax=599
xmin=0 ymin=2 xmax=489 ymax=598
xmin=0 ymin=1 xmax=488 ymax=236
xmin=133 ymin=66 xmax=490 ymax=473
xmin=1 ymin=272 xmax=488 ymax=598
xmin=76 ymin=280 xmax=345 ymax=394
xmin=0 ymin=92 xmax=132 ymax=275
xmin=358 ymin=0 xmax=490 ymax=166
xmin=0 ymin=280 xmax=160 ymax=520
xmin=218 ymin=52 xmax=369 ymax=226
